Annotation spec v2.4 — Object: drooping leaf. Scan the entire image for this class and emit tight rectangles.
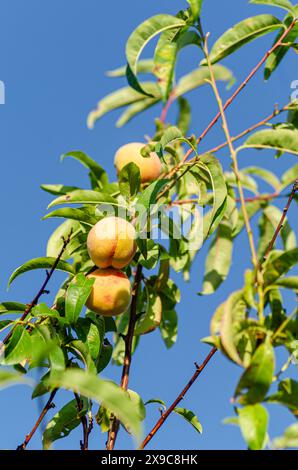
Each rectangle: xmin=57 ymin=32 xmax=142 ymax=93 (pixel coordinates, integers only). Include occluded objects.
xmin=250 ymin=0 xmax=296 ymax=15
xmin=46 ymin=369 xmax=142 ymax=441
xmin=220 ymin=291 xmax=247 ymax=365
xmin=201 ymin=15 xmax=282 ymax=65
xmin=106 ymin=59 xmax=155 ymax=77
xmin=274 ymin=276 xmax=298 ymax=289
xmin=118 ymin=163 xmax=141 ymax=200
xmin=173 ymin=408 xmax=203 ymax=434
xmin=199 ymin=155 xmax=228 ymax=239
xmin=0 ymin=369 xmax=32 ymax=389
xmin=145 ymin=398 xmax=167 ymax=410
xmin=135 ymin=291 xmax=162 ymax=335
xmin=47 ymin=190 xmax=118 ymax=209
xmin=8 ymin=257 xmax=75 ymax=287
xmin=61 ymin=151 xmax=108 ymax=186
xmin=2 ymin=326 xmax=32 ymax=365
xmin=200 ymin=221 xmax=233 ymax=295
xmin=75 ymin=316 xmax=104 ymax=361
xmin=0 ymin=302 xmax=27 ymax=316
xmin=238 ymin=404 xmax=269 ymax=450
xmin=125 ymin=14 xmax=186 ymax=82
xmin=159 ymin=309 xmax=178 ymax=348
xmin=235 ymin=338 xmax=275 ymax=404
xmin=116 ymin=97 xmax=159 ymax=127
xmin=46 ymin=219 xmax=80 ymax=259
xmin=40 ymin=184 xmax=79 ymax=196
xmin=87 ymin=83 xmax=159 ymax=128
xmin=65 ymin=274 xmax=95 ymax=325
xmin=243 ymin=128 xmax=298 ymax=155
xmin=242 ymin=166 xmax=281 ymax=190
xmin=42 ymin=398 xmax=89 ymax=449
xmin=281 ymin=163 xmax=298 ymax=189
xmin=263 ymin=205 xmax=296 ymax=250
xmin=263 ymin=248 xmax=298 ymax=286
xmin=264 ymin=7 xmax=298 ymax=79
xmin=177 ymin=97 xmax=191 ymax=134
xmin=175 ymin=65 xmax=234 ymax=96
xmin=43 ymin=207 xmax=98 ymax=226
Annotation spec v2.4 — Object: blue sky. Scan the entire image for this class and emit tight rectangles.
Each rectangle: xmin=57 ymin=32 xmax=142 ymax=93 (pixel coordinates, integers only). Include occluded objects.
xmin=0 ymin=0 xmax=297 ymax=450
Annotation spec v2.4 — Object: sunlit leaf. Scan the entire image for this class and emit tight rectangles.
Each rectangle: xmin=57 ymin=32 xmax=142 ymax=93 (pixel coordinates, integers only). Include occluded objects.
xmin=238 ymin=404 xmax=269 ymax=450
xmin=173 ymin=408 xmax=203 ymax=434
xmin=8 ymin=257 xmax=75 ymax=287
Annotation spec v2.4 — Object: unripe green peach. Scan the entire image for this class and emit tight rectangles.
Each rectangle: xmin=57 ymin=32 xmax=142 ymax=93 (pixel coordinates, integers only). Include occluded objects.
xmin=87 ymin=216 xmax=136 ymax=269
xmin=86 ymin=268 xmax=132 ymax=316
xmin=114 ymin=142 xmax=162 ymax=183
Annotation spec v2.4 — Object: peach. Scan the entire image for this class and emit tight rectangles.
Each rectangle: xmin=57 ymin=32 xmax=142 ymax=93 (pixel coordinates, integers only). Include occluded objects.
xmin=114 ymin=142 xmax=162 ymax=183
xmin=87 ymin=216 xmax=136 ymax=269
xmin=86 ymin=268 xmax=132 ymax=316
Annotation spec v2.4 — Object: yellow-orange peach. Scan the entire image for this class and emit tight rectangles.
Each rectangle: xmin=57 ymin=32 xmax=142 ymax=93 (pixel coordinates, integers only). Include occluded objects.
xmin=87 ymin=216 xmax=136 ymax=269
xmin=114 ymin=142 xmax=162 ymax=183
xmin=86 ymin=268 xmax=132 ymax=316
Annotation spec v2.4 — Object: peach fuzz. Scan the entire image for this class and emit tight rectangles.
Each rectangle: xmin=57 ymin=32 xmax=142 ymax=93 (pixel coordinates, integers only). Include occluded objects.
xmin=86 ymin=268 xmax=132 ymax=317
xmin=87 ymin=216 xmax=136 ymax=269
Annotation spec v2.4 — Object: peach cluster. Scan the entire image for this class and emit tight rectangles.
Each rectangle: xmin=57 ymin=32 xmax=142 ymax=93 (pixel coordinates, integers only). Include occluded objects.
xmin=85 ymin=143 xmax=161 ymax=317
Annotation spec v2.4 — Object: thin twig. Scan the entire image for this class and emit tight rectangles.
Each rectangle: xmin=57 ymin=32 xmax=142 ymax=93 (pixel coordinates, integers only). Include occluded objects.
xmin=106 ymin=264 xmax=143 ymax=450
xmin=259 ymin=180 xmax=298 ymax=267
xmin=17 ymin=389 xmax=58 ymax=450
xmin=162 ymin=18 xmax=297 ymax=185
xmin=160 ymin=90 xmax=176 ymax=123
xmin=1 ymin=231 xmax=73 ymax=348
xmin=74 ymin=393 xmax=90 ymax=451
xmin=203 ymin=33 xmax=265 ymax=320
xmin=139 ymin=347 xmax=217 ymax=449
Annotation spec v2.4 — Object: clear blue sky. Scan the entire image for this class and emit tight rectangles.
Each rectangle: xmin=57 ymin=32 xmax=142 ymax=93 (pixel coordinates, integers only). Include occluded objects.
xmin=0 ymin=0 xmax=297 ymax=450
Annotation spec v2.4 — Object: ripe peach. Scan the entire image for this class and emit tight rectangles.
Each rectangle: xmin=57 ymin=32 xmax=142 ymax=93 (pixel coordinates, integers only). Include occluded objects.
xmin=86 ymin=268 xmax=132 ymax=316
xmin=114 ymin=142 xmax=162 ymax=183
xmin=87 ymin=216 xmax=136 ymax=269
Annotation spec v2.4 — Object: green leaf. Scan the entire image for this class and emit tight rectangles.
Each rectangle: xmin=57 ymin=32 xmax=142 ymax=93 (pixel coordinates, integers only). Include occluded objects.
xmin=201 ymin=15 xmax=282 ymax=65
xmin=233 ymin=200 xmax=263 ymax=237
xmin=40 ymin=184 xmax=79 ymax=196
xmin=250 ymin=0 xmax=296 ymax=15
xmin=235 ymin=338 xmax=275 ymax=404
xmin=126 ymin=14 xmax=186 ymax=76
xmin=8 ymin=257 xmax=75 ymax=287
xmin=159 ymin=309 xmax=178 ymax=349
xmin=46 ymin=220 xmax=80 ymax=259
xmin=281 ymin=163 xmax=298 ymax=189
xmin=65 ymin=274 xmax=94 ymax=325
xmin=220 ymin=291 xmax=247 ymax=365
xmin=238 ymin=404 xmax=269 ymax=450
xmin=66 ymin=340 xmax=96 ymax=374
xmin=87 ymin=83 xmax=159 ymax=128
xmin=61 ymin=151 xmax=108 ymax=186
xmin=2 ymin=326 xmax=32 ymax=365
xmin=243 ymin=128 xmax=298 ymax=155
xmin=119 ymin=163 xmax=141 ymax=200
xmin=145 ymin=398 xmax=167 ymax=410
xmin=173 ymin=408 xmax=203 ymax=434
xmin=0 ymin=369 xmax=32 ymax=389
xmin=273 ymin=423 xmax=298 ymax=449
xmin=47 ymin=190 xmax=118 ymax=209
xmin=274 ymin=276 xmax=298 ymax=289
xmin=263 ymin=205 xmax=296 ymax=250
xmin=43 ymin=398 xmax=89 ymax=449
xmin=263 ymin=248 xmax=298 ymax=286
xmin=135 ymin=291 xmax=162 ymax=335
xmin=264 ymin=8 xmax=298 ymax=79
xmin=175 ymin=65 xmax=234 ymax=96
xmin=106 ymin=59 xmax=155 ymax=77
xmin=242 ymin=166 xmax=281 ymax=190
xmin=116 ymin=97 xmax=159 ymax=127
xmin=75 ymin=316 xmax=104 ymax=361
xmin=266 ymin=378 xmax=298 ymax=415
xmin=177 ymin=97 xmax=191 ymax=134
xmin=0 ymin=302 xmax=26 ymax=315
xmin=188 ymin=0 xmax=203 ymax=21
xmin=136 ymin=179 xmax=168 ymax=210
xmin=199 ymin=155 xmax=228 ymax=239
xmin=43 ymin=207 xmax=98 ymax=226
xmin=128 ymin=390 xmax=146 ymax=422
xmin=46 ymin=369 xmax=142 ymax=441
xmin=97 ymin=338 xmax=113 ymax=373
xmin=200 ymin=221 xmax=233 ymax=295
